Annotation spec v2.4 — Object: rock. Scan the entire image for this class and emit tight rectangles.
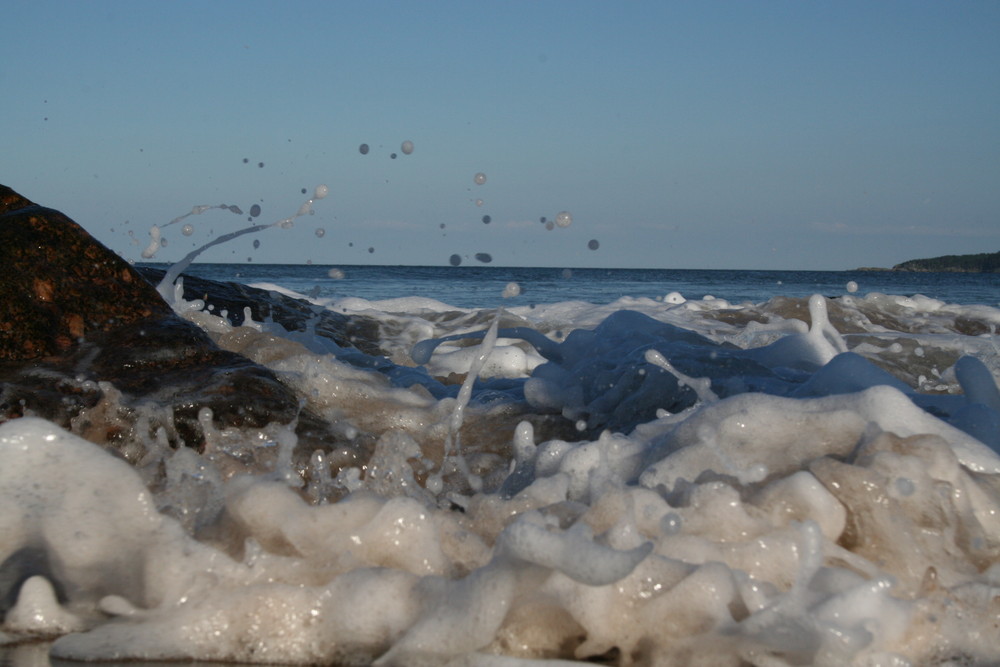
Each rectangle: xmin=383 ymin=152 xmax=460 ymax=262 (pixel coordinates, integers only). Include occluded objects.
xmin=0 ymin=184 xmax=368 ymax=473
xmin=0 ymin=185 xmax=175 ymax=360
xmin=135 ymin=266 xmax=384 ymax=358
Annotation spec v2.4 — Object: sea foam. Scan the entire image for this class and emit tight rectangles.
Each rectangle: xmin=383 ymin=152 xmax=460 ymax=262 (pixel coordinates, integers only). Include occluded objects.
xmin=2 ymin=285 xmax=1000 ymax=666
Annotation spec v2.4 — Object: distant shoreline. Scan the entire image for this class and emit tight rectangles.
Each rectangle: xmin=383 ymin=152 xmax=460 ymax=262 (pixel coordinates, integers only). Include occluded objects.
xmin=858 ymin=251 xmax=1000 ymax=274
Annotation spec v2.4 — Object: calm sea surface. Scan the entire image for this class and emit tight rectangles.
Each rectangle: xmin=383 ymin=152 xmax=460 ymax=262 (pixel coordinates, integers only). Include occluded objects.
xmin=141 ymin=263 xmax=1000 ymax=309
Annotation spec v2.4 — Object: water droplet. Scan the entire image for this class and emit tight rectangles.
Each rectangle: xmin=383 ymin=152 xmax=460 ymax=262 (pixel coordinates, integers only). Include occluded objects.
xmin=475 ymin=252 xmax=492 ymax=263
xmin=359 ymin=143 xmax=369 ymax=155
xmin=315 ymin=228 xmax=326 ymax=238
xmin=846 ymin=280 xmax=858 ymax=293
xmin=439 ymin=223 xmax=446 ymax=229
xmin=242 ymin=158 xmax=249 ymax=164
xmin=555 ymin=211 xmax=572 ymax=227
xmin=390 ymin=153 xmax=397 ymax=159
xmin=475 ymin=199 xmax=484 ymax=207
xmin=368 ymin=247 xmax=375 ymax=254
xmin=545 ymin=221 xmax=554 ymax=231
xmin=449 ymin=254 xmax=462 ymax=267
xmin=228 ymin=205 xmax=243 ymax=215
xmin=301 ymin=188 xmax=307 ymax=194
xmin=258 ymin=162 xmax=264 ymax=168
xmin=588 ymin=239 xmax=600 ymax=250
xmin=250 ymin=204 xmax=261 ymax=217
xmin=314 ymin=185 xmax=329 ymax=199
xmin=182 ymin=224 xmax=194 ymax=236
xmin=253 ymin=239 xmax=260 ymax=249
xmin=328 ymin=268 xmax=345 ymax=279
xmin=502 ymin=282 xmax=521 ymax=298
xmin=539 ymin=216 xmax=547 ymax=223
xmin=473 ymin=172 xmax=487 ymax=185
xmin=401 ymin=140 xmax=414 ymax=155
xmin=482 ymin=215 xmax=491 ymax=224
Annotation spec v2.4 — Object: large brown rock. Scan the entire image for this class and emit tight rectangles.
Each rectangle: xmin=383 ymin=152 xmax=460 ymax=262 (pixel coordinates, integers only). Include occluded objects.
xmin=0 ymin=185 xmax=175 ymax=360
xmin=0 ymin=184 xmax=367 ymax=470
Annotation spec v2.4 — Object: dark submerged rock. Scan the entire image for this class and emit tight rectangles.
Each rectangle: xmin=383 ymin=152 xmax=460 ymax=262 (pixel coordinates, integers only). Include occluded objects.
xmin=135 ymin=266 xmax=384 ymax=358
xmin=0 ymin=184 xmax=369 ymax=469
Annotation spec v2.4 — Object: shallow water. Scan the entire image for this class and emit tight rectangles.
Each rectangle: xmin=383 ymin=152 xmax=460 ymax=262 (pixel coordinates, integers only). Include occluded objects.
xmin=3 ymin=266 xmax=1000 ymax=666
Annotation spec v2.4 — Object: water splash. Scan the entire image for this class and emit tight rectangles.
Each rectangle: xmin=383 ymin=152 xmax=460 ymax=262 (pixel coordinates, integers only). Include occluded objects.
xmin=155 ymin=186 xmax=329 ymax=304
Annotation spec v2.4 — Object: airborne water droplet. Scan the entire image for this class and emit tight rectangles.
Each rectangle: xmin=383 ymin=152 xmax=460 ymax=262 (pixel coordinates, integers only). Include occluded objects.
xmin=449 ymin=254 xmax=462 ymax=266
xmin=475 ymin=252 xmax=492 ymax=263
xmin=250 ymin=204 xmax=261 ymax=218
xmin=555 ymin=211 xmax=572 ymax=227
xmin=401 ymin=140 xmax=414 ymax=155
xmin=182 ymin=224 xmax=194 ymax=236
xmin=482 ymin=215 xmax=491 ymax=224
xmin=474 ymin=172 xmax=487 ymax=185
xmin=253 ymin=239 xmax=260 ymax=249
xmin=359 ymin=143 xmax=370 ymax=155
xmin=502 ymin=282 xmax=521 ymax=298
xmin=315 ymin=228 xmax=325 ymax=238
xmin=588 ymin=239 xmax=600 ymax=250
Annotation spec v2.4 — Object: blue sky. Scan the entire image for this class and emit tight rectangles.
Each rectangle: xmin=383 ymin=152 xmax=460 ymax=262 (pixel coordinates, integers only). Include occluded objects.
xmin=3 ymin=1 xmax=998 ymax=270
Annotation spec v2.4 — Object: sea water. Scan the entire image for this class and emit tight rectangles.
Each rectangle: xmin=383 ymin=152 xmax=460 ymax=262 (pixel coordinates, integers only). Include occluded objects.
xmin=153 ymin=262 xmax=1000 ymax=309
xmin=2 ymin=263 xmax=1000 ymax=666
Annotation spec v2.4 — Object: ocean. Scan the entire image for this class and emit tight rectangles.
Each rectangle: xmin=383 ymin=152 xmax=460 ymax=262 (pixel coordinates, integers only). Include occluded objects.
xmin=3 ymin=261 xmax=1000 ymax=666
xmin=161 ymin=262 xmax=1000 ymax=308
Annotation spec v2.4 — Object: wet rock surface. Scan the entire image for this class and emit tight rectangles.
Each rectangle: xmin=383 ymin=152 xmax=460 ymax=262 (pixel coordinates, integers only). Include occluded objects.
xmin=0 ymin=185 xmax=175 ymax=360
xmin=136 ymin=266 xmax=384 ymax=357
xmin=0 ymin=184 xmax=370 ymax=467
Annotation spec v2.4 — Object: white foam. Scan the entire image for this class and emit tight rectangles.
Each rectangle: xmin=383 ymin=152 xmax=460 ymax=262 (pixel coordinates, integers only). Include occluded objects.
xmin=5 ymin=280 xmax=1000 ymax=665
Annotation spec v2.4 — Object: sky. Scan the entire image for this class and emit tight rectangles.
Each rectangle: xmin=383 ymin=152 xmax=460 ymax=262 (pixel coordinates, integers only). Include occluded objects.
xmin=2 ymin=1 xmax=998 ymax=270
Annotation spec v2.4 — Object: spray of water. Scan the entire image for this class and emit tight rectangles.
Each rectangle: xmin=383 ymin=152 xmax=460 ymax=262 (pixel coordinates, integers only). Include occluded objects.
xmin=154 ymin=186 xmax=329 ymax=303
